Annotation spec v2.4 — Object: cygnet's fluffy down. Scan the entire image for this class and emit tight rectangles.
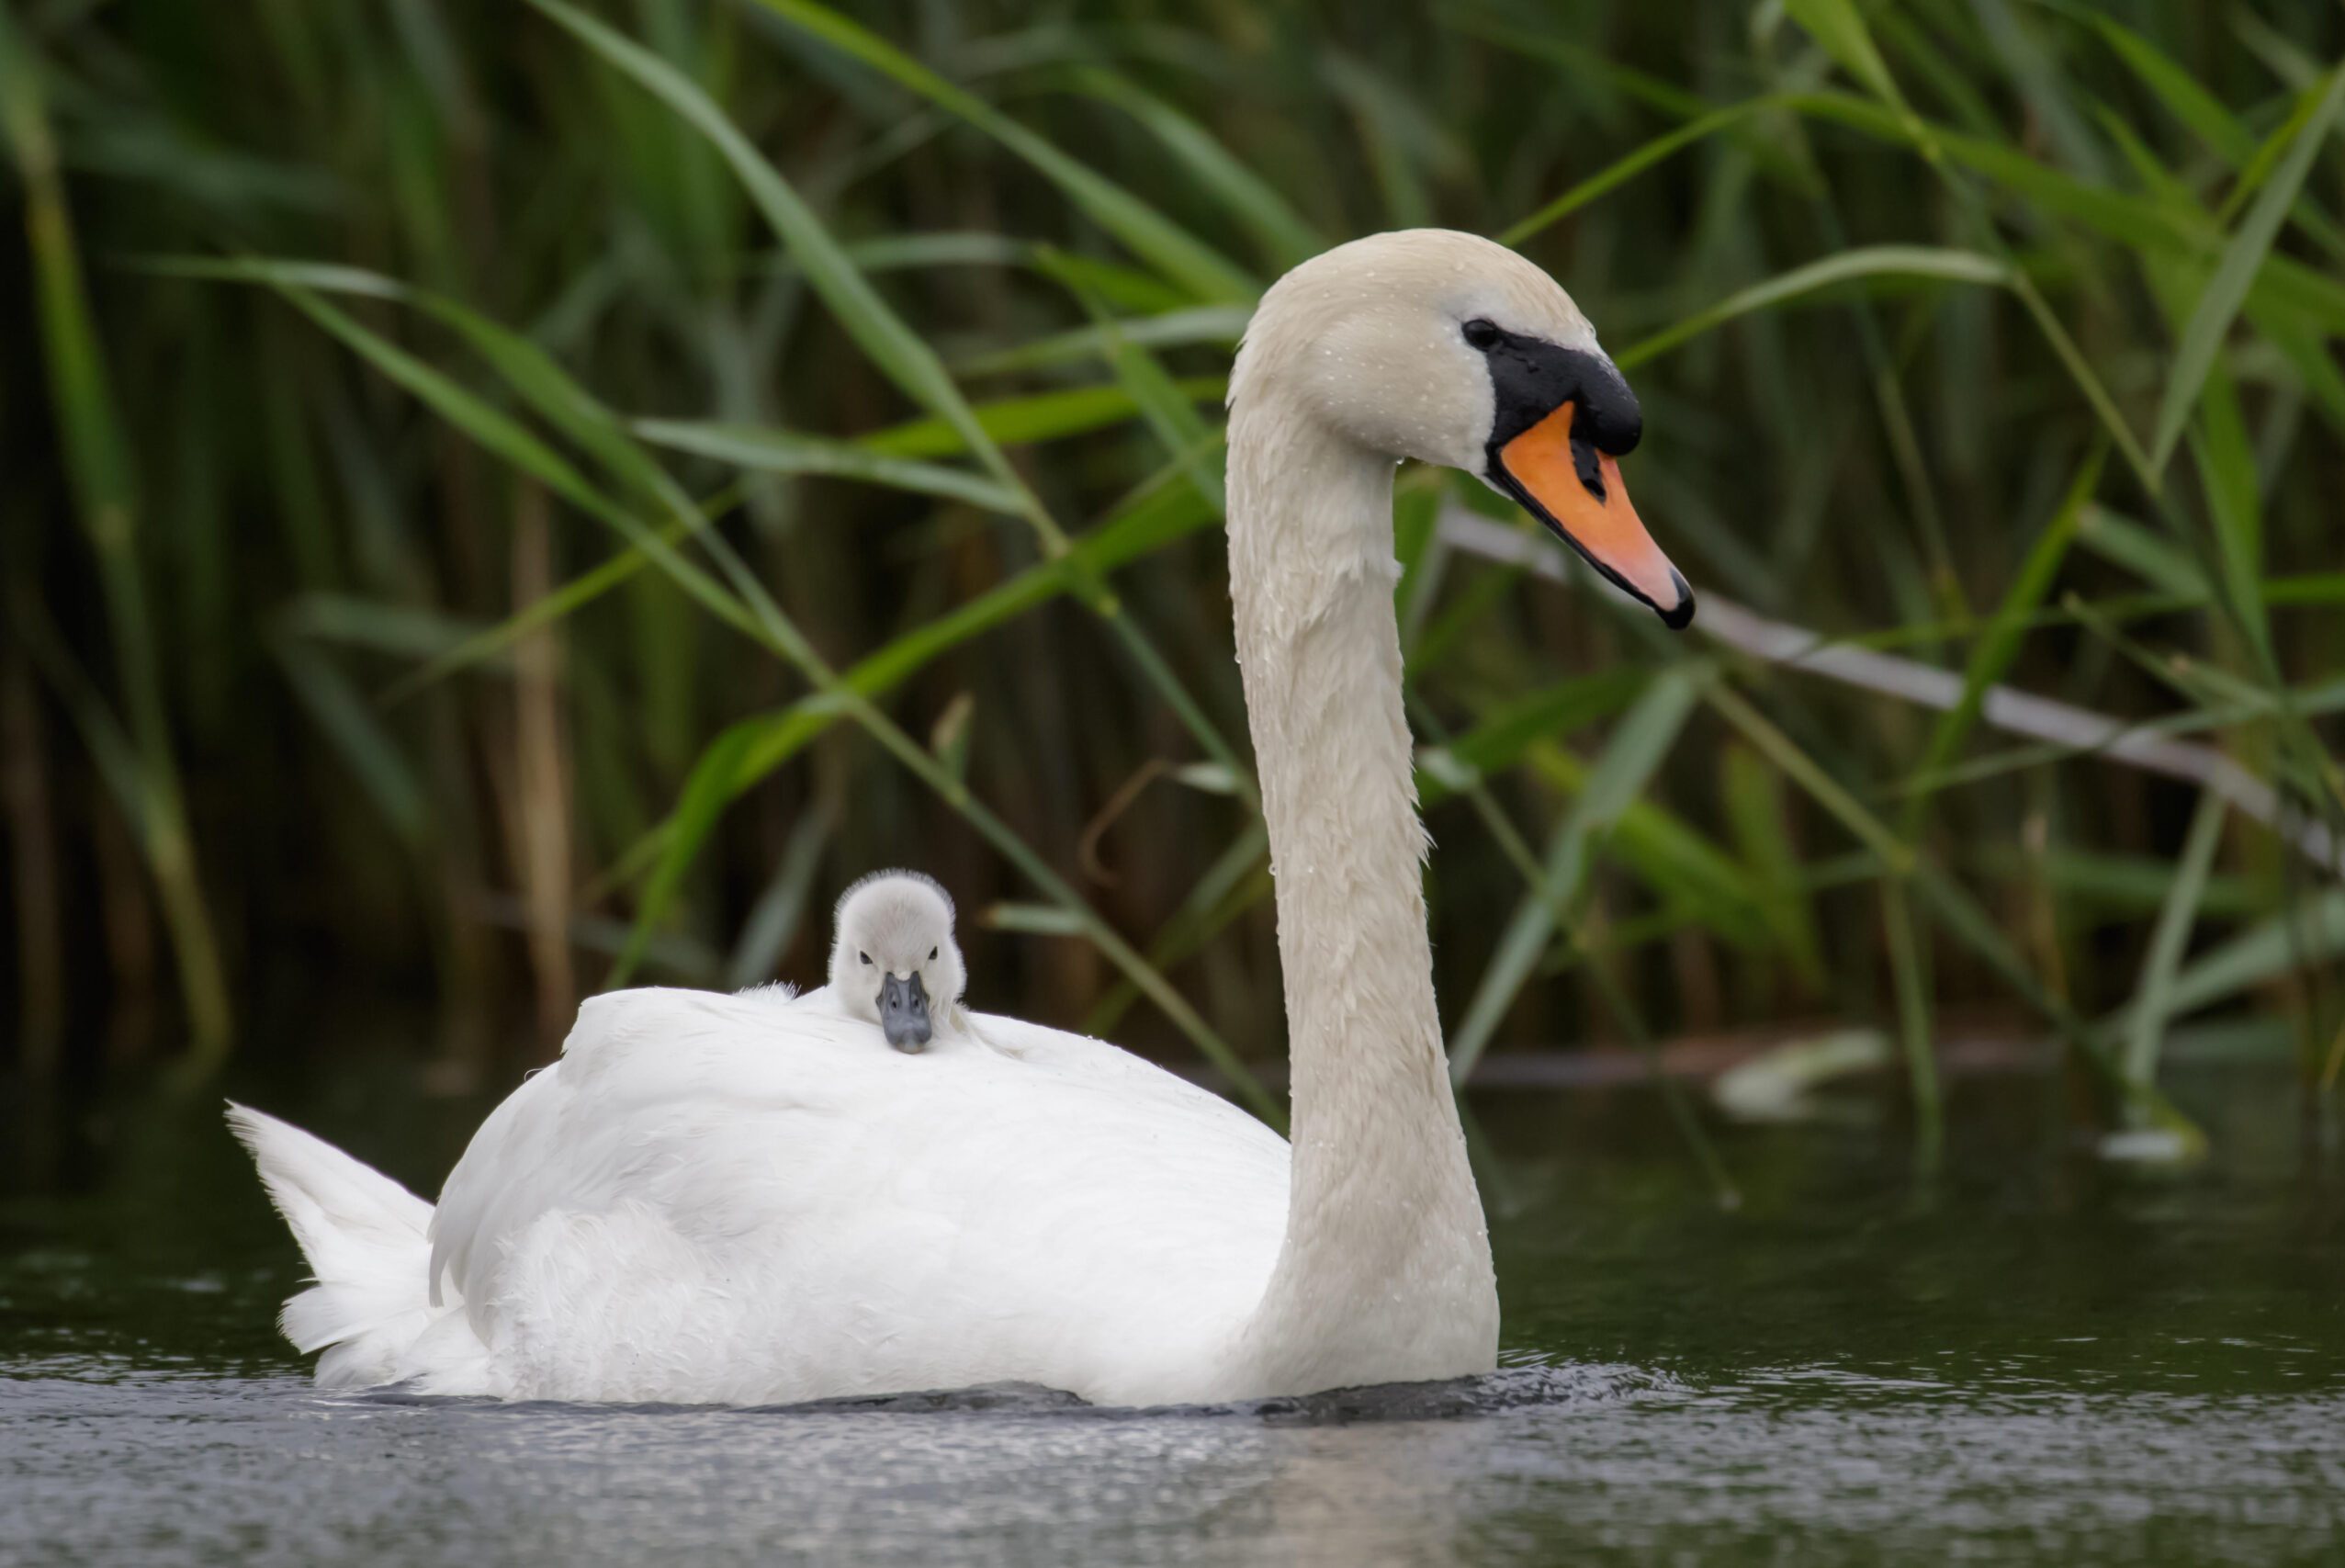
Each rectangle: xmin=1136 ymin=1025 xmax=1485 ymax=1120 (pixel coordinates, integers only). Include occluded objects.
xmin=825 ymin=870 xmax=968 ymax=1052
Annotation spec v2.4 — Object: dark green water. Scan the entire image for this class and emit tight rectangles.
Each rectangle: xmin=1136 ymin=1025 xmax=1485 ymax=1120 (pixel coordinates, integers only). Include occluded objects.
xmin=5 ymin=1053 xmax=2342 ymax=1566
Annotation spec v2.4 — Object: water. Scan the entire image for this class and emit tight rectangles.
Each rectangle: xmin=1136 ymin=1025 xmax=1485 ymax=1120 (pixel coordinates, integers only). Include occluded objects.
xmin=5 ymin=1054 xmax=2342 ymax=1565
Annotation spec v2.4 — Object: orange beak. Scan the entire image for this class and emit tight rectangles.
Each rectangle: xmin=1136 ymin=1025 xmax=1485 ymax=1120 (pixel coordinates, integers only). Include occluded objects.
xmin=1494 ymin=401 xmax=1693 ymax=628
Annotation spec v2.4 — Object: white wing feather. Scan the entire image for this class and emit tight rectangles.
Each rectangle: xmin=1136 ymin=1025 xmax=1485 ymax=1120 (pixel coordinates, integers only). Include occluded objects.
xmin=392 ymin=986 xmax=1288 ymax=1404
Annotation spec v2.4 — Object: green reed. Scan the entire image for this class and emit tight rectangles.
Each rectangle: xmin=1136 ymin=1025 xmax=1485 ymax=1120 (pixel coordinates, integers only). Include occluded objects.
xmin=6 ymin=0 xmax=2342 ymax=1163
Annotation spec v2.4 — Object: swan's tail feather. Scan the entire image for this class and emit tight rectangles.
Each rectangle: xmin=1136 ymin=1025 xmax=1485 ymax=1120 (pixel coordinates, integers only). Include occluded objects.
xmin=226 ymin=1102 xmax=436 ymax=1387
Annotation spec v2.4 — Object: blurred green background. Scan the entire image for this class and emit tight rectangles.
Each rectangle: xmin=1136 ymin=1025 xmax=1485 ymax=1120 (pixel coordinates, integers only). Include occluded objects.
xmin=3 ymin=0 xmax=2341 ymax=1164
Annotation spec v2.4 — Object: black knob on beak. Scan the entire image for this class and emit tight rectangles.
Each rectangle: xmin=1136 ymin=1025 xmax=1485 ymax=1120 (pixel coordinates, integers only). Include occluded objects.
xmin=878 ymin=971 xmax=932 ymax=1052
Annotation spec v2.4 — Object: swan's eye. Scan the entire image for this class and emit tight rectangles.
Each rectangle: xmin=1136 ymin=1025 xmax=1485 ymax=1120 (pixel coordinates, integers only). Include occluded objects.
xmin=929 ymin=946 xmax=938 ymax=960
xmin=858 ymin=951 xmax=871 ymax=965
xmin=1461 ymin=318 xmax=1502 ymax=350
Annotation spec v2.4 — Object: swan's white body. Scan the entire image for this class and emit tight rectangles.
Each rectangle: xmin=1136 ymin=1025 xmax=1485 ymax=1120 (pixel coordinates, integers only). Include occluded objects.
xmin=234 ymin=230 xmax=1685 ymax=1406
xmin=238 ymin=988 xmax=1289 ymax=1404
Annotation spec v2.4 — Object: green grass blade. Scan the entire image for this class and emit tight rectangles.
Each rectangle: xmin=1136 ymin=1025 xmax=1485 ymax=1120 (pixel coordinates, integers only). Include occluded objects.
xmin=1968 ymin=0 xmax=2110 ymax=182
xmin=631 ymin=419 xmax=1025 ymax=513
xmin=538 ymin=0 xmax=1254 ymax=817
xmin=1783 ymin=87 xmax=2345 ymax=335
xmin=1703 ymin=684 xmax=1911 ymax=871
xmin=2119 ymin=790 xmax=2227 ymax=1091
xmin=8 ymin=593 xmax=151 ymax=863
xmin=1413 ymin=695 xmax=1739 ymax=1206
xmin=277 ymin=594 xmax=483 ymax=663
xmin=1 ymin=17 xmax=232 ymax=1066
xmin=1521 ymin=741 xmax=1771 ymax=949
xmin=536 ymin=4 xmax=965 ymax=434
xmin=1323 ymin=50 xmax=1453 ymax=230
xmin=746 ymin=0 xmax=1259 ymax=305
xmin=1500 ymin=96 xmax=1793 ymax=247
xmin=2096 ymin=103 xmax=2208 ymax=216
xmin=952 ymin=305 xmax=1250 ymax=377
xmin=2150 ymin=62 xmax=2345 ymax=474
xmin=2215 ymin=73 xmax=2332 ymax=226
xmin=1785 ymin=0 xmax=1915 ymax=118
xmin=528 ymin=0 xmax=1044 ymax=523
xmin=1415 ymin=670 xmax=1653 ymax=807
xmin=155 ymin=259 xmax=1027 ymax=558
xmin=1615 ymin=246 xmax=2011 ymax=370
xmin=2003 ymin=844 xmax=2256 ymax=919
xmin=1080 ymin=822 xmax=1269 ymax=1039
xmin=1721 ymin=743 xmax=1826 ymax=989
xmin=2185 ymin=372 xmax=2275 ymax=671
xmin=253 ymin=278 xmax=772 ymax=644
xmin=2088 ymin=13 xmax=2256 ymax=166
xmin=379 ymin=512 xmax=701 ymax=706
xmin=1459 ymin=17 xmax=1712 ymax=118
xmin=2074 ymin=502 xmax=2208 ymax=594
xmin=862 ymin=378 xmax=1227 ymax=458
xmin=1448 ymin=666 xmax=1703 ymax=1085
xmin=2249 ymin=298 xmax=2345 ymax=437
xmin=726 ymin=806 xmax=834 ymax=991
xmin=1039 ymin=254 xmax=1226 ymax=513
xmin=2152 ymin=888 xmax=2345 ymax=1023
xmin=1902 ymin=447 xmax=2102 ymax=835
xmin=1066 ymin=66 xmax=1324 ymax=270
xmin=616 ymin=723 xmax=763 ymax=983
xmin=270 ymin=633 xmax=430 ymax=848
xmin=1704 ymin=683 xmax=2204 ymax=1148
xmin=594 ymin=471 xmax=1220 ymax=900
xmin=1880 ymin=876 xmax=1939 ymax=1168
xmin=2005 ymin=269 xmax=2159 ymax=488
xmin=756 ymin=231 xmax=1192 ymax=314
xmin=170 ymin=254 xmax=1008 ymax=828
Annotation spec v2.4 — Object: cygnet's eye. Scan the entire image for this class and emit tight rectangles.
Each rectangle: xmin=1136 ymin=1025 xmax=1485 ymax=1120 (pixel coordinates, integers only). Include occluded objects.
xmin=1461 ymin=318 xmax=1502 ymax=350
xmin=929 ymin=946 xmax=938 ymax=961
xmin=858 ymin=951 xmax=872 ymax=966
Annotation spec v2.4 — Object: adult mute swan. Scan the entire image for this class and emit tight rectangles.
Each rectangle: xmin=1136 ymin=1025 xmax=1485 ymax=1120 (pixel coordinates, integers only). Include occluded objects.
xmin=231 ymin=229 xmax=1692 ymax=1407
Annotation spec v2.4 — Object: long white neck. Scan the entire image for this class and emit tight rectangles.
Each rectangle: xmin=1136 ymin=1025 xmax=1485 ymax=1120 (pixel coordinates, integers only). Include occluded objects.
xmin=1221 ymin=381 xmax=1498 ymax=1395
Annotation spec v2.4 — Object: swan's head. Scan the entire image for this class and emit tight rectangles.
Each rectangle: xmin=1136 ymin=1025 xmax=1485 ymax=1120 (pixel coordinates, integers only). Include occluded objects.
xmin=1231 ymin=229 xmax=1691 ymax=627
xmin=829 ymin=870 xmax=965 ymax=1053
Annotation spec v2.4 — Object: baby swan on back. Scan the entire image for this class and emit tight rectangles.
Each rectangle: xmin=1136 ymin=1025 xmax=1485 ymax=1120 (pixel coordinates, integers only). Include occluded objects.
xmin=826 ymin=870 xmax=967 ymax=1052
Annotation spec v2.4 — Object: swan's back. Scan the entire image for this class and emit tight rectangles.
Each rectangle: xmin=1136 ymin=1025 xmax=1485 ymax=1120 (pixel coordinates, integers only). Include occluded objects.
xmin=422 ymin=987 xmax=1290 ymax=1405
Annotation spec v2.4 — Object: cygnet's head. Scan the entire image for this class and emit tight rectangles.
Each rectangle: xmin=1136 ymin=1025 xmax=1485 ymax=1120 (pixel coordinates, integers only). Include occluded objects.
xmin=1230 ymin=229 xmax=1691 ymax=629
xmin=829 ymin=871 xmax=965 ymax=1053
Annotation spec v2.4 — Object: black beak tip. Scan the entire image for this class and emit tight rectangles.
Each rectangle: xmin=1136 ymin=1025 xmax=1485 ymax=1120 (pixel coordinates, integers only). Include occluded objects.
xmin=1657 ymin=572 xmax=1697 ymax=630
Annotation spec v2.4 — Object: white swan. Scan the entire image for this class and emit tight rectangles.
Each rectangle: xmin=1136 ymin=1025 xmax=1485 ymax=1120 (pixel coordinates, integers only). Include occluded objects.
xmin=230 ymin=229 xmax=1692 ymax=1407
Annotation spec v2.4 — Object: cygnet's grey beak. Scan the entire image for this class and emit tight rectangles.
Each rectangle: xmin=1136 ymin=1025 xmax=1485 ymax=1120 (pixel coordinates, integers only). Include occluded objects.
xmin=878 ymin=970 xmax=931 ymax=1052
